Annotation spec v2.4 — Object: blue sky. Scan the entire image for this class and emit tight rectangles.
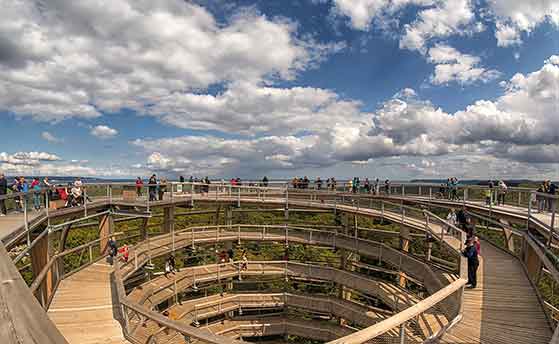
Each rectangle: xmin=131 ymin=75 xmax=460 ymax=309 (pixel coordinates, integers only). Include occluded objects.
xmin=0 ymin=0 xmax=558 ymax=180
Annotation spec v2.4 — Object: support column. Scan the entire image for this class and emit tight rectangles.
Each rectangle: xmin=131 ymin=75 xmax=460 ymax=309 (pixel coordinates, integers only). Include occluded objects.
xmin=399 ymin=226 xmax=410 ymax=288
xmin=31 ymin=233 xmax=53 ymax=307
xmin=99 ymin=214 xmax=114 ymax=254
xmin=500 ymin=219 xmax=516 ymax=253
xmin=225 ymin=206 xmax=233 ymax=227
xmin=162 ymin=206 xmax=175 ymax=233
xmin=140 ymin=217 xmax=149 ymax=241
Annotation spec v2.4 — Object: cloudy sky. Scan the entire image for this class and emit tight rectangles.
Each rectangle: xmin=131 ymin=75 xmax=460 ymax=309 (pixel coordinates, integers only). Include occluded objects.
xmin=0 ymin=0 xmax=558 ymax=180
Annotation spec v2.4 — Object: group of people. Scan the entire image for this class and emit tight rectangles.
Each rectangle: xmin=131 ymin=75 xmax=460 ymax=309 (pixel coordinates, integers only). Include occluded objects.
xmin=0 ymin=174 xmax=88 ymax=216
xmin=536 ymin=180 xmax=557 ymax=213
xmin=484 ymin=180 xmax=508 ymax=206
xmin=445 ymin=207 xmax=480 ymax=289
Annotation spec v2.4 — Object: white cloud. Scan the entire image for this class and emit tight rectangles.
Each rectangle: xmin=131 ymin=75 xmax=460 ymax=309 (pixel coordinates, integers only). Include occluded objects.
xmin=41 ymin=131 xmax=63 ymax=143
xmin=400 ymin=0 xmax=476 ymax=52
xmin=143 ymin=81 xmax=371 ymax=136
xmin=488 ymin=0 xmax=559 ymax=47
xmin=331 ymin=0 xmax=433 ymax=30
xmin=0 ymin=151 xmax=61 ymax=166
xmin=0 ymin=0 xmax=340 ymax=122
xmin=90 ymin=125 xmax=118 ymax=139
xmin=129 ymin=55 xmax=559 ymax=177
xmin=427 ymin=44 xmax=500 ymax=85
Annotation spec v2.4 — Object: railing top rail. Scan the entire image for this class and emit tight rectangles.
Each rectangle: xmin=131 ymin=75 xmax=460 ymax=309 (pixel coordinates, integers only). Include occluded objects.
xmin=326 ymin=277 xmax=467 ymax=344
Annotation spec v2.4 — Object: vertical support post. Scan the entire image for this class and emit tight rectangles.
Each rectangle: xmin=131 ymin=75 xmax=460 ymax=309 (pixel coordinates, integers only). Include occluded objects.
xmin=400 ymin=322 xmax=406 ymax=344
xmin=99 ymin=213 xmax=113 ymax=254
xmin=399 ymin=225 xmax=410 ymax=288
xmin=24 ymin=197 xmax=30 ymax=247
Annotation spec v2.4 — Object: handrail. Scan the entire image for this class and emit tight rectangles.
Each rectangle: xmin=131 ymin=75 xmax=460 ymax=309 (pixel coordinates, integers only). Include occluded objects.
xmin=326 ymin=277 xmax=467 ymax=344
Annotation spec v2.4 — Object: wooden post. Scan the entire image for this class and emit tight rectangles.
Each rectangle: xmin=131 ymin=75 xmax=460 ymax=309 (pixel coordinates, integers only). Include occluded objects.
xmin=162 ymin=206 xmax=175 ymax=233
xmin=99 ymin=214 xmax=114 ymax=254
xmin=399 ymin=226 xmax=410 ymax=288
xmin=30 ymin=234 xmax=53 ymax=308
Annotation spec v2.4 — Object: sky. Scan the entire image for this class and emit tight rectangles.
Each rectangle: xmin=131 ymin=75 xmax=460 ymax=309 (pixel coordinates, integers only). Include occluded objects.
xmin=0 ymin=0 xmax=558 ymax=180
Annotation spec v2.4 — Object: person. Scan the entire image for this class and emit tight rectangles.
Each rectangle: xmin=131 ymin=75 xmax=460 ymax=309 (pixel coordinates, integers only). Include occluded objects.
xmin=450 ymin=177 xmax=459 ymax=201
xmin=218 ymin=250 xmax=227 ymax=263
xmin=12 ymin=177 xmax=21 ymax=212
xmin=547 ymin=180 xmax=557 ymax=212
xmin=497 ymin=180 xmax=507 ymax=206
xmin=473 ymin=236 xmax=481 ymax=256
xmin=31 ymin=177 xmax=41 ymax=210
xmin=148 ymin=174 xmax=157 ymax=201
xmin=107 ymin=237 xmax=118 ymax=265
xmin=262 ymin=176 xmax=269 ymax=187
xmin=537 ymin=182 xmax=547 ymax=213
xmin=484 ymin=185 xmax=492 ymax=205
xmin=159 ymin=177 xmax=167 ymax=200
xmin=464 ymin=217 xmax=476 ymax=239
xmin=384 ymin=180 xmax=391 ymax=195
xmin=463 ymin=238 xmax=479 ymax=288
xmin=204 ymin=177 xmax=211 ymax=194
xmin=347 ymin=179 xmax=353 ymax=192
xmin=135 ymin=177 xmax=143 ymax=197
xmin=446 ymin=208 xmax=457 ymax=233
xmin=0 ymin=173 xmax=7 ymax=216
xmin=331 ymin=177 xmax=337 ymax=191
xmin=315 ymin=177 xmax=322 ymax=190
xmin=43 ymin=176 xmax=53 ymax=206
xmin=19 ymin=177 xmax=29 ymax=211
xmin=240 ymin=250 xmax=248 ymax=271
xmin=164 ymin=255 xmax=176 ymax=278
xmin=456 ymin=208 xmax=467 ymax=229
xmin=364 ymin=178 xmax=370 ymax=193
xmin=303 ymin=176 xmax=309 ymax=189
xmin=227 ymin=248 xmax=234 ymax=262
xmin=488 ymin=180 xmax=495 ymax=205
xmin=374 ymin=178 xmax=380 ymax=195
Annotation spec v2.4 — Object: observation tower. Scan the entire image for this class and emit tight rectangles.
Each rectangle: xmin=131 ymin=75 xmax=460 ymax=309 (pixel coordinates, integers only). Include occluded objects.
xmin=1 ymin=181 xmax=558 ymax=344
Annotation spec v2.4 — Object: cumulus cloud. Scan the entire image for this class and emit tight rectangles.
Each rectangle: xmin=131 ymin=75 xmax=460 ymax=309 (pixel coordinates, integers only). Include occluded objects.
xmin=130 ymin=55 xmax=559 ymax=177
xmin=488 ymin=0 xmax=559 ymax=47
xmin=400 ymin=0 xmax=477 ymax=52
xmin=0 ymin=152 xmax=61 ymax=166
xmin=331 ymin=0 xmax=434 ymax=30
xmin=0 ymin=0 xmax=340 ymax=122
xmin=41 ymin=131 xmax=63 ymax=143
xmin=427 ymin=44 xmax=500 ymax=85
xmin=90 ymin=125 xmax=118 ymax=139
xmin=143 ymin=81 xmax=371 ymax=136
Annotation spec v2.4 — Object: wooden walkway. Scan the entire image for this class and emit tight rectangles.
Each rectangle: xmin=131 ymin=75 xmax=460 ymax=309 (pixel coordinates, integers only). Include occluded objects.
xmin=0 ymin=191 xmax=555 ymax=344
xmin=47 ymin=262 xmax=127 ymax=344
xmin=440 ymin=243 xmax=552 ymax=344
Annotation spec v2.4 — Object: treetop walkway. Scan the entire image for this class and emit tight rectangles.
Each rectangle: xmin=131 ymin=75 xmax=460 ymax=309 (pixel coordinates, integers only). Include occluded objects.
xmin=0 ymin=182 xmax=558 ymax=343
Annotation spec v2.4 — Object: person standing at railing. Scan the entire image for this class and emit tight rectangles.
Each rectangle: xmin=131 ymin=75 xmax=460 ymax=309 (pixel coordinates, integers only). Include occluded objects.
xmin=363 ymin=178 xmax=370 ymax=193
xmin=374 ymin=178 xmax=380 ymax=195
xmin=446 ymin=208 xmax=457 ymax=233
xmin=19 ymin=177 xmax=29 ymax=211
xmin=497 ymin=180 xmax=508 ymax=206
xmin=262 ymin=176 xmax=269 ymax=187
xmin=135 ymin=177 xmax=143 ymax=197
xmin=31 ymin=177 xmax=41 ymax=210
xmin=0 ymin=173 xmax=7 ymax=216
xmin=43 ymin=176 xmax=53 ymax=207
xmin=331 ymin=177 xmax=337 ymax=191
xmin=159 ymin=177 xmax=167 ymax=200
xmin=384 ymin=179 xmax=391 ymax=195
xmin=148 ymin=174 xmax=157 ymax=201
xmin=463 ymin=238 xmax=479 ymax=289
xmin=537 ymin=182 xmax=547 ymax=213
xmin=547 ymin=180 xmax=557 ymax=212
xmin=315 ymin=177 xmax=322 ymax=190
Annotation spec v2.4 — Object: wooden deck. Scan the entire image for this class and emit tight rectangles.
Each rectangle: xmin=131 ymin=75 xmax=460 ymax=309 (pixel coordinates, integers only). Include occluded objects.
xmin=440 ymin=242 xmax=552 ymax=344
xmin=47 ymin=262 xmax=127 ymax=344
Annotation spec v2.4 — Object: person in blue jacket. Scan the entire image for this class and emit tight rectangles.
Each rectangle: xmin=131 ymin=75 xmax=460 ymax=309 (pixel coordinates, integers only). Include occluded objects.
xmin=463 ymin=238 xmax=479 ymax=288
